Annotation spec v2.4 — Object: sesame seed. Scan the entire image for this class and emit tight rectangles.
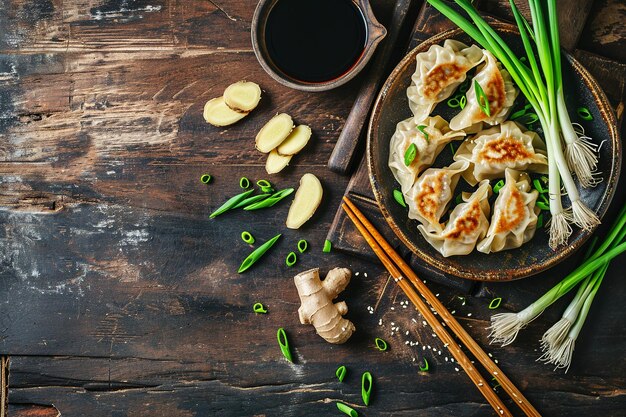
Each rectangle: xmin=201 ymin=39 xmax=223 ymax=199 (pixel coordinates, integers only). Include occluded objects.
xmin=488 ymin=353 xmax=493 ymax=357
xmin=454 ymin=367 xmax=459 ymax=372
xmin=467 ymin=313 xmax=472 ymax=317
xmin=364 ymin=273 xmax=368 ymax=277
xmin=405 ymin=331 xmax=409 ymax=336
xmin=405 ymin=341 xmax=410 ymax=345
xmin=355 ymin=272 xmax=360 ymax=276
xmin=391 ymin=307 xmax=395 ymax=310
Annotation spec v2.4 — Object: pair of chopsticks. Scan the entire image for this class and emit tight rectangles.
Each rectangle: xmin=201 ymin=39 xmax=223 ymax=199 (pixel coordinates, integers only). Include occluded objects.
xmin=342 ymin=197 xmax=541 ymax=417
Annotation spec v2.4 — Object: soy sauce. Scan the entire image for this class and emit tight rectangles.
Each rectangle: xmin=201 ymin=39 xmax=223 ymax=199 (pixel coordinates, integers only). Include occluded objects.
xmin=265 ymin=0 xmax=367 ymax=83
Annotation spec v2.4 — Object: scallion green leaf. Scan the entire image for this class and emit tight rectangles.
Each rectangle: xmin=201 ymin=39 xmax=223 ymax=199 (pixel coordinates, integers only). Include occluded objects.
xmin=393 ymin=189 xmax=407 ymax=208
xmin=276 ymin=327 xmax=292 ymax=362
xmin=238 ymin=234 xmax=281 ymax=273
xmin=417 ymin=125 xmax=429 ymax=142
xmin=404 ymin=143 xmax=418 ymax=166
xmin=474 ymin=80 xmax=491 ymax=117
xmin=210 ymin=189 xmax=255 ymax=218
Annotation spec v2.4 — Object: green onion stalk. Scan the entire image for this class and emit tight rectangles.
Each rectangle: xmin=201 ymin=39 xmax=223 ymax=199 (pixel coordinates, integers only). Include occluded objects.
xmin=426 ymin=0 xmax=600 ymax=248
xmin=488 ymin=204 xmax=626 ymax=349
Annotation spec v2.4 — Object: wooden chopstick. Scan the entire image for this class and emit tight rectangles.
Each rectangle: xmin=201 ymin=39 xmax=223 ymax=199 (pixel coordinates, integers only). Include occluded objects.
xmin=342 ymin=197 xmax=542 ymax=417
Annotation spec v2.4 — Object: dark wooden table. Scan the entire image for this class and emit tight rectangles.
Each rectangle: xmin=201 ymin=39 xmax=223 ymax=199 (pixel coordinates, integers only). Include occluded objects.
xmin=0 ymin=1 xmax=624 ymax=416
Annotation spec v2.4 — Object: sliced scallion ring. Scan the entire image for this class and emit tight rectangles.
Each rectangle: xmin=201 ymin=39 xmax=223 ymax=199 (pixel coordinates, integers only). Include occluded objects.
xmin=285 ymin=251 xmax=297 ymax=267
xmin=256 ymin=179 xmax=271 ymax=188
xmin=419 ymin=358 xmax=429 ymax=372
xmin=374 ymin=337 xmax=388 ymax=351
xmin=323 ymin=239 xmax=332 ymax=253
xmin=488 ymin=297 xmax=502 ymax=310
xmin=493 ymin=179 xmax=505 ymax=194
xmin=393 ymin=189 xmax=407 ymax=208
xmin=417 ymin=124 xmax=429 ymax=142
xmin=474 ymin=80 xmax=491 ymax=117
xmin=336 ymin=402 xmax=358 ymax=417
xmin=200 ymin=174 xmax=212 ymax=184
xmin=276 ymin=327 xmax=292 ymax=362
xmin=361 ymin=372 xmax=373 ymax=406
xmin=241 ymin=231 xmax=255 ymax=244
xmin=253 ymin=302 xmax=268 ymax=314
xmin=239 ymin=176 xmax=250 ymax=189
xmin=459 ymin=95 xmax=467 ymax=109
xmin=297 ymin=239 xmax=308 ymax=253
xmin=446 ymin=97 xmax=460 ymax=108
xmin=577 ymin=106 xmax=593 ymax=121
xmin=335 ymin=365 xmax=347 ymax=382
xmin=404 ymin=143 xmax=417 ymax=166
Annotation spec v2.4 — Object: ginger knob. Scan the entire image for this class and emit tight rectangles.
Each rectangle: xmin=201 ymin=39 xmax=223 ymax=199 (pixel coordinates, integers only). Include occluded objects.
xmin=294 ymin=268 xmax=355 ymax=344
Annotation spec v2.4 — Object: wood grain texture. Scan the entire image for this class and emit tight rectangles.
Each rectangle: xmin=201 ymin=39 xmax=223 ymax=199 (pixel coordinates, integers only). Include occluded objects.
xmin=1 ymin=0 xmax=625 ymax=416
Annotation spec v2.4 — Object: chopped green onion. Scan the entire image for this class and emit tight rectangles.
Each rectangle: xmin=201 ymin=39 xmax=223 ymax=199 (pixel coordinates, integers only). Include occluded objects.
xmin=239 ymin=177 xmax=250 ymax=189
xmin=336 ymin=403 xmax=358 ymax=417
xmin=253 ymin=302 xmax=268 ymax=314
xmin=577 ymin=107 xmax=593 ymax=121
xmin=474 ymin=80 xmax=491 ymax=117
xmin=533 ymin=179 xmax=545 ymax=193
xmin=393 ymin=189 xmax=407 ymax=208
xmin=447 ymin=97 xmax=460 ymax=108
xmin=374 ymin=337 xmax=388 ymax=351
xmin=459 ymin=95 xmax=467 ymax=109
xmin=493 ymin=179 xmax=505 ymax=194
xmin=449 ymin=142 xmax=456 ymax=155
xmin=285 ymin=251 xmax=297 ymax=267
xmin=297 ymin=239 xmax=308 ymax=253
xmin=243 ymin=188 xmax=294 ymax=210
xmin=241 ymin=231 xmax=255 ymax=244
xmin=238 ymin=234 xmax=282 ymax=273
xmin=261 ymin=185 xmax=274 ymax=193
xmin=200 ymin=174 xmax=212 ymax=184
xmin=335 ymin=365 xmax=347 ymax=382
xmin=276 ymin=327 xmax=292 ymax=362
xmin=489 ymin=297 xmax=503 ymax=310
xmin=404 ymin=143 xmax=417 ymax=166
xmin=323 ymin=239 xmax=332 ymax=253
xmin=417 ymin=125 xmax=429 ymax=142
xmin=536 ymin=201 xmax=550 ymax=211
xmin=537 ymin=212 xmax=544 ymax=228
xmin=491 ymin=376 xmax=501 ymax=390
xmin=361 ymin=372 xmax=373 ymax=406
xmin=209 ymin=189 xmax=255 ymax=218
xmin=419 ymin=358 xmax=429 ymax=372
xmin=233 ymin=193 xmax=271 ymax=209
xmin=256 ymin=179 xmax=271 ymax=188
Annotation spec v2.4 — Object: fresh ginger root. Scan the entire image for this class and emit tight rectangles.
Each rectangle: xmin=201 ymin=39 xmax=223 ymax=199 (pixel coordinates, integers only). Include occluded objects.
xmin=294 ymin=267 xmax=355 ymax=344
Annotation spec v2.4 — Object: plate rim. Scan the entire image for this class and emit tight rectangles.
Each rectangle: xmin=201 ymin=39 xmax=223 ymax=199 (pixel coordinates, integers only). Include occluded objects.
xmin=367 ymin=23 xmax=622 ymax=281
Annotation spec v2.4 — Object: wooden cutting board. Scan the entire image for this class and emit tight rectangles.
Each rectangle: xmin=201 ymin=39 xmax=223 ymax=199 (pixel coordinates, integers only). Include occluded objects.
xmin=326 ymin=0 xmax=623 ymax=293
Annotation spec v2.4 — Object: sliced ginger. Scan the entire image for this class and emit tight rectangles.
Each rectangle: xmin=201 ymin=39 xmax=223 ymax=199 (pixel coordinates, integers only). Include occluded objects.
xmin=277 ymin=125 xmax=312 ymax=155
xmin=224 ymin=81 xmax=262 ymax=112
xmin=203 ymin=97 xmax=247 ymax=127
xmin=286 ymin=173 xmax=323 ymax=229
xmin=266 ymin=149 xmax=292 ymax=174
xmin=255 ymin=113 xmax=294 ymax=153
xmin=294 ymin=267 xmax=355 ymax=344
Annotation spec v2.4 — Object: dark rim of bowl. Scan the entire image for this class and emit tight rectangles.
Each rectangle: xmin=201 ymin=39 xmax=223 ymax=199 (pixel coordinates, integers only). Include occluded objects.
xmin=367 ymin=24 xmax=621 ymax=281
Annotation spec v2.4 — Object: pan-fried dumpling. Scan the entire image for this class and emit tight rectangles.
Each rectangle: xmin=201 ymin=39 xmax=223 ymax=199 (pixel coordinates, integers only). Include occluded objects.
xmin=405 ymin=160 xmax=469 ymax=232
xmin=407 ymin=40 xmax=483 ymax=122
xmin=454 ymin=121 xmax=548 ymax=185
xmin=418 ymin=180 xmax=492 ymax=257
xmin=389 ymin=115 xmax=466 ymax=193
xmin=477 ymin=169 xmax=539 ymax=254
xmin=449 ymin=50 xmax=518 ymax=131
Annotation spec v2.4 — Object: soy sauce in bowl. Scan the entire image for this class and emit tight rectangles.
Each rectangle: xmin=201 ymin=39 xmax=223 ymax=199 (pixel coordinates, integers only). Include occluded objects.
xmin=264 ymin=0 xmax=367 ymax=83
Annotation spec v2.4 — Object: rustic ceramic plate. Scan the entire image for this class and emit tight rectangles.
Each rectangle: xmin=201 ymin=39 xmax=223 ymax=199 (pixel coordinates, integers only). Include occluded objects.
xmin=367 ymin=23 xmax=621 ymax=281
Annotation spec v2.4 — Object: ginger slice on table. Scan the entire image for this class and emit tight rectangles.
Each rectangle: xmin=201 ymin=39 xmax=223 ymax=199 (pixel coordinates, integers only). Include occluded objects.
xmin=255 ymin=113 xmax=294 ymax=153
xmin=266 ymin=149 xmax=292 ymax=174
xmin=286 ymin=173 xmax=323 ymax=229
xmin=203 ymin=97 xmax=247 ymax=126
xmin=277 ymin=124 xmax=312 ymax=156
xmin=223 ymin=81 xmax=262 ymax=112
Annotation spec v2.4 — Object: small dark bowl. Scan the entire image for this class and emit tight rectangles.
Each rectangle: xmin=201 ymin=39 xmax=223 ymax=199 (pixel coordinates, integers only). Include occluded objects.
xmin=251 ymin=0 xmax=386 ymax=92
xmin=368 ymin=23 xmax=621 ymax=281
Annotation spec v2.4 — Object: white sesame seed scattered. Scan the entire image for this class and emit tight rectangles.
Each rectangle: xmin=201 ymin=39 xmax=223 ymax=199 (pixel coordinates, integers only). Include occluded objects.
xmin=427 ymin=345 xmax=431 ymax=349
xmin=423 ymin=280 xmax=427 ymax=283
xmin=405 ymin=341 xmax=410 ymax=345
xmin=435 ymin=293 xmax=440 ymax=297
xmin=413 ymin=358 xmax=416 ymax=362
xmin=391 ymin=322 xmax=395 ymax=325
xmin=467 ymin=313 xmax=472 ymax=317
xmin=369 ymin=311 xmax=374 ymax=314
xmin=422 ymin=346 xmax=426 ymax=350
xmin=412 ymin=318 xmax=417 ymax=323
xmin=403 ymin=305 xmax=407 ymax=309
xmin=495 ymin=360 xmax=499 ymax=364
xmin=454 ymin=367 xmax=459 ymax=372
xmin=423 ymin=321 xmax=427 ymax=326
xmin=499 ymin=410 xmax=503 ymax=414
xmin=432 ymin=333 xmax=437 ymax=338
xmin=355 ymin=272 xmax=360 ymax=276
xmin=391 ymin=332 xmax=394 ymax=336
xmin=443 ymin=343 xmax=449 ymax=347
xmin=478 ymin=383 xmax=483 ymax=387
xmin=391 ymin=307 xmax=395 ymax=310
xmin=445 ymin=357 xmax=448 ymax=362
xmin=438 ymin=350 xmax=442 ymax=355
xmin=379 ymin=319 xmax=383 ymax=326
xmin=450 ymin=358 xmax=454 ymax=363
xmin=364 ymin=273 xmax=368 ymax=277
xmin=488 ymin=353 xmax=493 ymax=357
xmin=494 ymin=372 xmax=498 ymax=375
xmin=405 ymin=331 xmax=409 ymax=336
xmin=451 ymin=310 xmax=456 ymax=314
